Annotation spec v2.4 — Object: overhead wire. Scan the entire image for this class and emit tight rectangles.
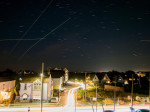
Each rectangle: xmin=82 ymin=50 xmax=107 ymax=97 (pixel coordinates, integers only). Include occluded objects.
xmin=9 ymin=0 xmax=54 ymax=55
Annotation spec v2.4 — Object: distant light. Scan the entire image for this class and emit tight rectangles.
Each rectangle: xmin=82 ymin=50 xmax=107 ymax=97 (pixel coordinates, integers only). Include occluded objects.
xmin=19 ymin=77 xmax=22 ymax=81
xmin=41 ymin=74 xmax=43 ymax=77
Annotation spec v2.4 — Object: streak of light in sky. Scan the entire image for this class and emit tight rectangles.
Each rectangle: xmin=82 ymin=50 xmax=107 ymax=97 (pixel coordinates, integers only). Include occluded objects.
xmin=0 ymin=38 xmax=45 ymax=41
xmin=9 ymin=0 xmax=54 ymax=55
xmin=19 ymin=18 xmax=71 ymax=60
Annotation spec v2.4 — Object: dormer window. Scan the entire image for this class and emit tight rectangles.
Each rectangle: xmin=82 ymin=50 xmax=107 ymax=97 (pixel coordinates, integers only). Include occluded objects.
xmin=34 ymin=83 xmax=41 ymax=90
xmin=33 ymin=80 xmax=41 ymax=91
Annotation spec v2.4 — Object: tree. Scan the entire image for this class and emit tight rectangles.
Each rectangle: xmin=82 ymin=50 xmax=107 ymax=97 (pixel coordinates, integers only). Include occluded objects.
xmin=77 ymin=90 xmax=85 ymax=101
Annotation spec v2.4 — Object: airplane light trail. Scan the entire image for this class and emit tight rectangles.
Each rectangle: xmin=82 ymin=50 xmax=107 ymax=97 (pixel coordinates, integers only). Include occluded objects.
xmin=0 ymin=38 xmax=45 ymax=41
xmin=19 ymin=18 xmax=71 ymax=60
xmin=9 ymin=0 xmax=54 ymax=54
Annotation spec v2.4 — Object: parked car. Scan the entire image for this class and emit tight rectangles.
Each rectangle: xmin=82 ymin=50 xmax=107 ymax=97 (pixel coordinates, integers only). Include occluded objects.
xmin=78 ymin=87 xmax=83 ymax=90
xmin=135 ymin=109 xmax=150 ymax=112
xmin=50 ymin=97 xmax=58 ymax=103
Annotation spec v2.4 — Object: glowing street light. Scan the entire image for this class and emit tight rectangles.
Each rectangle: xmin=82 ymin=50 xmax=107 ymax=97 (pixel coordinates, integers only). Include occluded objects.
xmin=40 ymin=63 xmax=44 ymax=112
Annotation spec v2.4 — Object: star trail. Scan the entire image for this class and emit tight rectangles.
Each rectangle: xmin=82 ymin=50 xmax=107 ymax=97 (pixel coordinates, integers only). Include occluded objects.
xmin=0 ymin=0 xmax=150 ymax=72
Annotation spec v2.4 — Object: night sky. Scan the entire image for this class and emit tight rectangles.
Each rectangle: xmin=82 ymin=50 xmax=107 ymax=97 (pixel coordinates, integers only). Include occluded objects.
xmin=0 ymin=0 xmax=150 ymax=72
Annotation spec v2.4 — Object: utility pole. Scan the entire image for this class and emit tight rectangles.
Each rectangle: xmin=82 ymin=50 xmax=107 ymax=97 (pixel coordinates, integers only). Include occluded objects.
xmin=131 ymin=74 xmax=134 ymax=108
xmin=96 ymin=83 xmax=97 ymax=112
xmin=41 ymin=62 xmax=44 ymax=112
xmin=93 ymin=75 xmax=99 ymax=112
xmin=85 ymin=72 xmax=87 ymax=103
xmin=148 ymin=73 xmax=150 ymax=109
xmin=114 ymin=76 xmax=116 ymax=112
xmin=75 ymin=78 xmax=77 ymax=112
xmin=75 ymin=90 xmax=76 ymax=112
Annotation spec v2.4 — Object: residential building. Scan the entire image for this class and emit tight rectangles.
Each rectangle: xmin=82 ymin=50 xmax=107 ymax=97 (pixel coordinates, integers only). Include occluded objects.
xmin=19 ymin=75 xmax=53 ymax=102
xmin=0 ymin=78 xmax=16 ymax=104
xmin=51 ymin=74 xmax=63 ymax=99
xmin=122 ymin=72 xmax=139 ymax=85
xmin=48 ymin=67 xmax=69 ymax=83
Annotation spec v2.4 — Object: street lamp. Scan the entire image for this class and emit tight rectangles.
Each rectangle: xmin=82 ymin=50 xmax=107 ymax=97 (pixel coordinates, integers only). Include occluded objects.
xmin=85 ymin=72 xmax=87 ymax=104
xmin=40 ymin=63 xmax=44 ymax=112
xmin=131 ymin=74 xmax=134 ymax=108
xmin=93 ymin=75 xmax=99 ymax=112
xmin=96 ymin=83 xmax=98 ymax=112
xmin=114 ymin=76 xmax=117 ymax=112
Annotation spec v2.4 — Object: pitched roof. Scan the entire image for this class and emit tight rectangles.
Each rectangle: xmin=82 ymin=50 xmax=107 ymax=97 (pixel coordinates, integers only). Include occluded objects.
xmin=97 ymin=73 xmax=105 ymax=81
xmin=0 ymin=77 xmax=15 ymax=82
xmin=93 ymin=75 xmax=99 ymax=82
xmin=20 ymin=76 xmax=49 ymax=83
xmin=50 ymin=70 xmax=65 ymax=78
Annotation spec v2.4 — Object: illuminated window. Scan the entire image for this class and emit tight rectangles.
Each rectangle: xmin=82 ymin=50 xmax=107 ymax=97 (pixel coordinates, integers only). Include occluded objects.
xmin=33 ymin=80 xmax=41 ymax=91
xmin=129 ymin=78 xmax=135 ymax=81
xmin=129 ymin=78 xmax=132 ymax=81
xmin=34 ymin=83 xmax=41 ymax=90
xmin=22 ymin=94 xmax=28 ymax=100
xmin=124 ymin=80 xmax=128 ymax=84
xmin=107 ymin=81 xmax=110 ymax=83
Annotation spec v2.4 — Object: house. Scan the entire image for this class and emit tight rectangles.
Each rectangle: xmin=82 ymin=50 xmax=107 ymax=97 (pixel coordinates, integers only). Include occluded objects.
xmin=48 ymin=68 xmax=69 ymax=83
xmin=96 ymin=74 xmax=111 ymax=84
xmin=110 ymin=75 xmax=124 ymax=84
xmin=92 ymin=73 xmax=124 ymax=91
xmin=92 ymin=73 xmax=111 ymax=84
xmin=19 ymin=75 xmax=53 ymax=102
xmin=136 ymin=72 xmax=150 ymax=89
xmin=122 ymin=72 xmax=139 ymax=85
xmin=93 ymin=75 xmax=99 ymax=83
xmin=63 ymin=68 xmax=69 ymax=82
xmin=0 ymin=78 xmax=16 ymax=104
xmin=104 ymin=75 xmax=124 ymax=92
xmin=50 ymin=73 xmax=63 ymax=99
xmin=18 ymin=70 xmax=37 ymax=76
xmin=101 ymin=74 xmax=111 ymax=83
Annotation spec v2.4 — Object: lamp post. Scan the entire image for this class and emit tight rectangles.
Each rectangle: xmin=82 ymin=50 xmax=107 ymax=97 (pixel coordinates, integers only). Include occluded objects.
xmin=148 ymin=73 xmax=150 ymax=108
xmin=85 ymin=72 xmax=87 ymax=104
xmin=75 ymin=78 xmax=77 ymax=112
xmin=93 ymin=75 xmax=99 ymax=112
xmin=96 ymin=83 xmax=98 ymax=112
xmin=114 ymin=76 xmax=116 ymax=112
xmin=75 ymin=90 xmax=76 ymax=112
xmin=131 ymin=74 xmax=134 ymax=108
xmin=41 ymin=62 xmax=44 ymax=112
